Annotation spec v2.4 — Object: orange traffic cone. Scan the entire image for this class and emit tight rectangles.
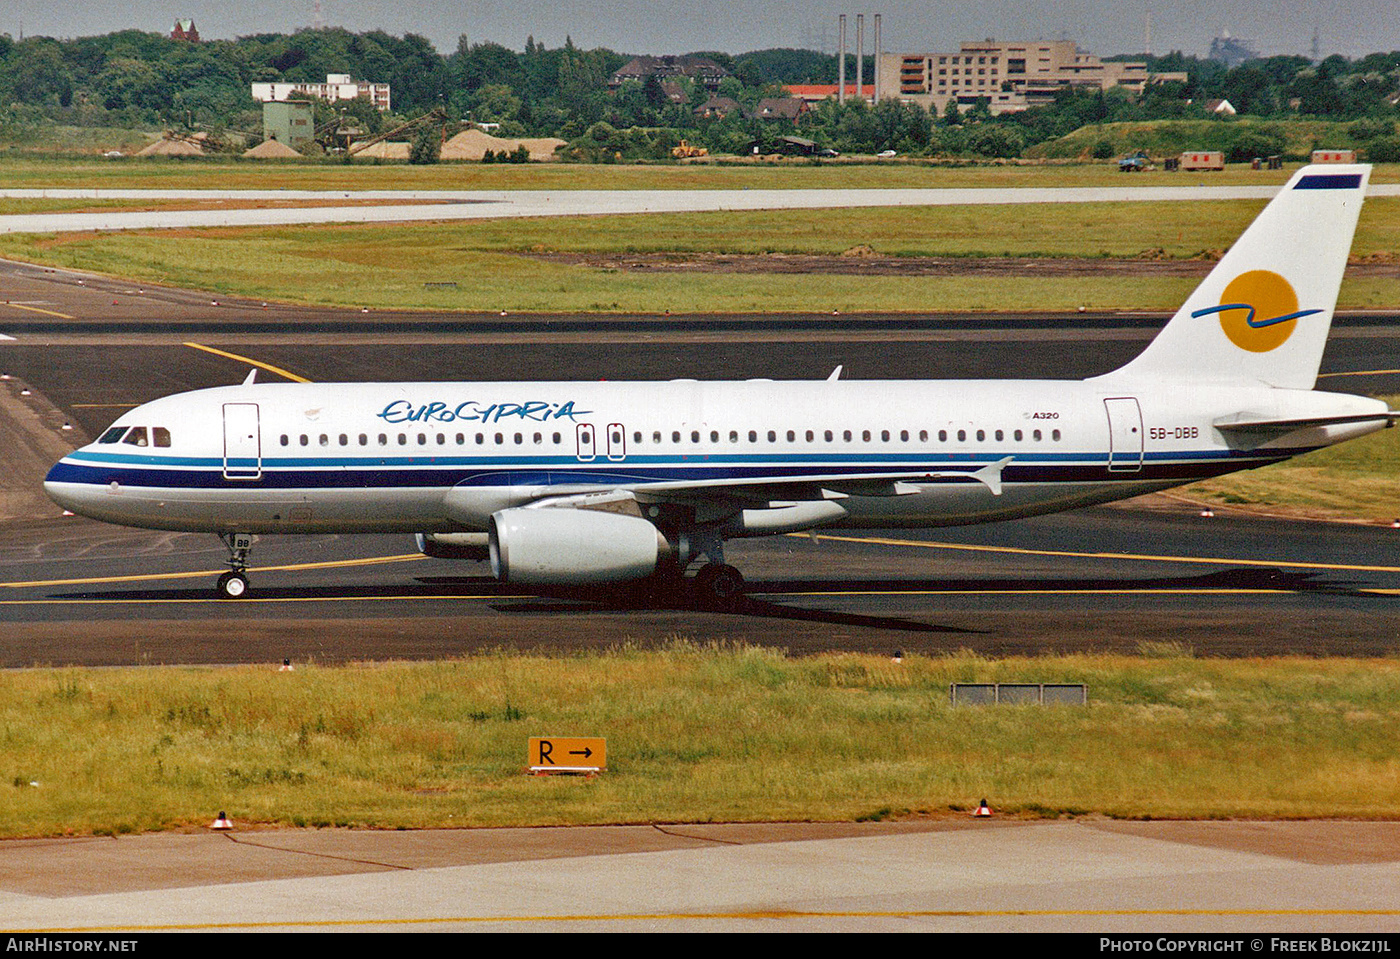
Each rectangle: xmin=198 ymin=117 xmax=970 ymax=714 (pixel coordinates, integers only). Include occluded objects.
xmin=210 ymin=811 xmax=233 ymax=830
xmin=973 ymin=799 xmax=992 ymax=817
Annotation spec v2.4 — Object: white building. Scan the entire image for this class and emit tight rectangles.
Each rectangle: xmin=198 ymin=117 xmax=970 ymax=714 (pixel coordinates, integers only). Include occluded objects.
xmin=251 ymin=74 xmax=391 ymax=112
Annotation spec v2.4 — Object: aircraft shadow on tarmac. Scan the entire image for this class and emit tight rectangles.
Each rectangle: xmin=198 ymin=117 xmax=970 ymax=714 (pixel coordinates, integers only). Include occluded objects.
xmin=502 ymin=566 xmax=1375 ymax=634
xmin=45 ymin=565 xmax=1374 ymax=637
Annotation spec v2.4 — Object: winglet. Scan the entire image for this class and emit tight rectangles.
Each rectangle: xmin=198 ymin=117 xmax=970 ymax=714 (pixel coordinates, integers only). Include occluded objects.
xmin=242 ymin=369 xmax=258 ymax=386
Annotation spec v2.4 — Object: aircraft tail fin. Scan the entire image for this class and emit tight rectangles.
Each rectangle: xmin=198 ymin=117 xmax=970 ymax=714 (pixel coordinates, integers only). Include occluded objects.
xmin=1102 ymin=163 xmax=1370 ymax=389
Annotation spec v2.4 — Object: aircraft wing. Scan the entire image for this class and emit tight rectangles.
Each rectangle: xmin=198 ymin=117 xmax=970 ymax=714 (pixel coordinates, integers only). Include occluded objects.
xmin=627 ymin=458 xmax=1016 ymax=502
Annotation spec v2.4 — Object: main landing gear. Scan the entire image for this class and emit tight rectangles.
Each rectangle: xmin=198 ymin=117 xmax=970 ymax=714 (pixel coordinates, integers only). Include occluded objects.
xmin=217 ymin=532 xmax=253 ymax=599
xmin=693 ymin=563 xmax=746 ymax=608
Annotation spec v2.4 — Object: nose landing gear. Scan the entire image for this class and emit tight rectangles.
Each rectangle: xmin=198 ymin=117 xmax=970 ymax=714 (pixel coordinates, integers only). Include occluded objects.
xmin=217 ymin=532 xmax=253 ymax=599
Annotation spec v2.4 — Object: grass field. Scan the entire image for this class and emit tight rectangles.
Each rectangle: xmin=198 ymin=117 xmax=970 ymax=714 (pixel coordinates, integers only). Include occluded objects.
xmin=2 ymin=645 xmax=1397 ymax=839
xmin=7 ymin=197 xmax=1400 ymax=314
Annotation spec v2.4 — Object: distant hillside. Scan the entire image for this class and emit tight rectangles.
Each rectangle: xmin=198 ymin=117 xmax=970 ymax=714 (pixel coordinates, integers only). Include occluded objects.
xmin=1024 ymin=119 xmax=1385 ymax=162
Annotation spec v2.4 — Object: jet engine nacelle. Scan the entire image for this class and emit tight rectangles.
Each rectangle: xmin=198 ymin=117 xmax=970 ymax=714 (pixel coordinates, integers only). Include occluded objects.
xmin=489 ymin=508 xmax=668 ymax=584
xmin=415 ymin=532 xmax=490 ymax=561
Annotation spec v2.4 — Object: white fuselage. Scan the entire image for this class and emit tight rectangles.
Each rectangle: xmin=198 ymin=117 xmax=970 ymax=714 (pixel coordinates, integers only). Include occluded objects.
xmin=43 ymin=376 xmax=1389 ymax=536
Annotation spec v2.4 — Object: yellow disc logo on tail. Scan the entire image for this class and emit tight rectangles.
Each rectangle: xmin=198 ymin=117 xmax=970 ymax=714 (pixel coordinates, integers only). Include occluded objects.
xmin=1200 ymin=270 xmax=1320 ymax=353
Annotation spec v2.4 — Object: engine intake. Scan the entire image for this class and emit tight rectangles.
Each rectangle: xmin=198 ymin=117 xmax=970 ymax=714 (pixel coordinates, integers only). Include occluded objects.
xmin=489 ymin=508 xmax=668 ymax=584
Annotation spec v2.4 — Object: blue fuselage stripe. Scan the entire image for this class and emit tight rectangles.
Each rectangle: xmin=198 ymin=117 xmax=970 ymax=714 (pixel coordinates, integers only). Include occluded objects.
xmin=47 ymin=448 xmax=1299 ymax=491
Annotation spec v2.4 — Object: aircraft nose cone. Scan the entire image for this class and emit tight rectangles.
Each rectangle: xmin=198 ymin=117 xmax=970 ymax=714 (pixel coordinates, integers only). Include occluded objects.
xmin=43 ymin=458 xmax=91 ymax=515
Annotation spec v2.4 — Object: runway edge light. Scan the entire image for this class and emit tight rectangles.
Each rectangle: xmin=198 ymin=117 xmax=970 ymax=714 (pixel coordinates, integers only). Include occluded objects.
xmin=974 ymin=799 xmax=992 ymax=818
xmin=210 ymin=811 xmax=233 ymax=830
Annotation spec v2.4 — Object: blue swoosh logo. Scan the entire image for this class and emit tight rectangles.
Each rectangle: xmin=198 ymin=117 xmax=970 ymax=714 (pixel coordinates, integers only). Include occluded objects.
xmin=1191 ymin=303 xmax=1323 ymax=328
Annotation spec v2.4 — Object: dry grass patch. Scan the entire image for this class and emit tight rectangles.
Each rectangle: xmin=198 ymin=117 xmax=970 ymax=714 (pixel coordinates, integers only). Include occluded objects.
xmin=2 ymin=645 xmax=1399 ymax=838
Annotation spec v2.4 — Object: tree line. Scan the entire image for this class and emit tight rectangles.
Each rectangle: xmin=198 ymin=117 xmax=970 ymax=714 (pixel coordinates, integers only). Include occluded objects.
xmin=1 ymin=27 xmax=1398 ymax=159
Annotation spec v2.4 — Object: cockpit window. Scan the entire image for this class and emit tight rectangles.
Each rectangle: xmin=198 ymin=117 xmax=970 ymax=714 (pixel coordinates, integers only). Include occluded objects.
xmin=121 ymin=427 xmax=149 ymax=447
xmin=153 ymin=427 xmax=171 ymax=448
xmin=98 ymin=426 xmax=128 ymax=444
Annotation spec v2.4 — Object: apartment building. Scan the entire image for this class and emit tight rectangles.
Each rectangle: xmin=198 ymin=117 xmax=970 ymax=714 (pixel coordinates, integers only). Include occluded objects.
xmin=879 ymin=40 xmax=1147 ymax=115
xmin=251 ymin=74 xmax=391 ymax=112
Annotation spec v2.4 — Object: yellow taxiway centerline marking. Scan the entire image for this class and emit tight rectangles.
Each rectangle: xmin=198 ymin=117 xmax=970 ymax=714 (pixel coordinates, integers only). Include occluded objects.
xmin=0 ymin=302 xmax=74 ymax=318
xmin=1316 ymin=368 xmax=1400 ymax=378
xmin=0 ymin=595 xmax=527 ymax=606
xmin=0 ymin=553 xmax=427 ymax=589
xmin=183 ymin=341 xmax=312 ymax=383
xmin=800 ymin=533 xmax=1400 ymax=576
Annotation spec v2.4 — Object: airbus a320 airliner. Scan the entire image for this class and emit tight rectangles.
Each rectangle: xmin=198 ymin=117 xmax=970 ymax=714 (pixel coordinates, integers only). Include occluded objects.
xmin=44 ymin=164 xmax=1396 ymax=603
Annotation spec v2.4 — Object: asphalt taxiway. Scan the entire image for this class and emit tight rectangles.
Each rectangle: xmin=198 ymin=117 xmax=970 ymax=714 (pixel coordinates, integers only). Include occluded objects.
xmin=2 ymin=257 xmax=1398 ymax=664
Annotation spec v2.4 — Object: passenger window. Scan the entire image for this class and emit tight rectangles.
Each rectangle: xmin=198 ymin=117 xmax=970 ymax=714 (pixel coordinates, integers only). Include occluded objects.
xmin=122 ymin=427 xmax=149 ymax=447
xmin=299 ymin=434 xmax=309 ymax=447
xmin=153 ymin=427 xmax=171 ymax=448
xmin=320 ymin=434 xmax=329 ymax=447
xmin=279 ymin=434 xmax=289 ymax=447
xmin=98 ymin=426 xmax=128 ymax=444
xmin=1052 ymin=429 xmax=1061 ymax=441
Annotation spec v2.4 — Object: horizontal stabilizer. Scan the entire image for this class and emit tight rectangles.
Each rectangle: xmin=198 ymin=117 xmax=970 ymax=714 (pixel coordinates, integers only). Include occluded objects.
xmin=1214 ymin=411 xmax=1397 ymax=436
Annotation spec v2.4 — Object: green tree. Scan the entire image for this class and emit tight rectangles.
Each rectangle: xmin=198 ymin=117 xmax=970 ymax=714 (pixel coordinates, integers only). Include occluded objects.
xmin=408 ymin=116 xmax=442 ymax=163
